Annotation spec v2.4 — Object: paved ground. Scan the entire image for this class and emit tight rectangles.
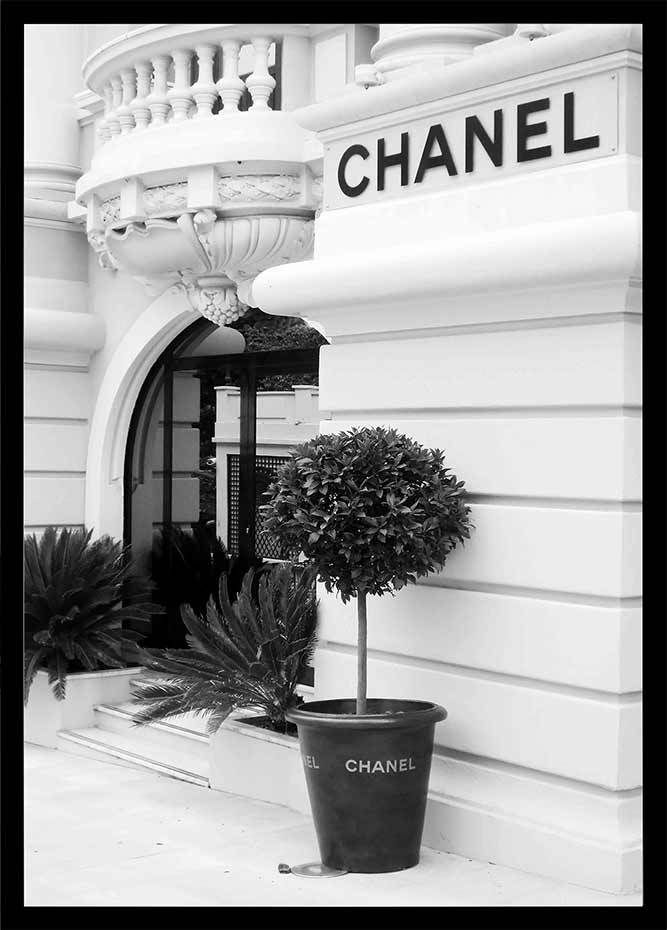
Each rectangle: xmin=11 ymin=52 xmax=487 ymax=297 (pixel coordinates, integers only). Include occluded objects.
xmin=25 ymin=744 xmax=642 ymax=908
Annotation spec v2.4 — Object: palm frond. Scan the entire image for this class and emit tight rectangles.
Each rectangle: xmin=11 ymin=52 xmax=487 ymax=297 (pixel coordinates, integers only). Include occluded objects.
xmin=24 ymin=526 xmax=157 ymax=702
xmin=127 ymin=562 xmax=318 ymax=733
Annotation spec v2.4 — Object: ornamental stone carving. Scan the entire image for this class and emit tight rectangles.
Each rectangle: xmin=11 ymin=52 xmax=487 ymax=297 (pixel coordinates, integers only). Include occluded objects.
xmin=180 ymin=276 xmax=249 ymax=326
xmin=216 ymin=174 xmax=302 ymax=202
xmin=87 ymin=229 xmax=119 ymax=270
xmin=94 ymin=207 xmax=314 ymax=327
xmin=75 ymin=68 xmax=321 ymax=328
xmin=100 ymin=197 xmax=121 ymax=225
xmin=143 ymin=182 xmax=188 ymax=215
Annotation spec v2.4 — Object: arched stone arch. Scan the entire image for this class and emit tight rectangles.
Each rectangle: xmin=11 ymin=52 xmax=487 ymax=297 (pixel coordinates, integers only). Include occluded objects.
xmin=85 ymin=286 xmax=196 ymax=540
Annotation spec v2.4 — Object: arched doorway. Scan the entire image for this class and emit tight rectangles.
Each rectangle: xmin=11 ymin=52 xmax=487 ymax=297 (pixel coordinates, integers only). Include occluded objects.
xmin=123 ymin=309 xmax=326 ymax=647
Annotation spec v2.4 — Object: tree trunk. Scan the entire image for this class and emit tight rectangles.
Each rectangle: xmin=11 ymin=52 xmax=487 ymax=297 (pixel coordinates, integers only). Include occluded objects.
xmin=356 ymin=589 xmax=367 ymax=714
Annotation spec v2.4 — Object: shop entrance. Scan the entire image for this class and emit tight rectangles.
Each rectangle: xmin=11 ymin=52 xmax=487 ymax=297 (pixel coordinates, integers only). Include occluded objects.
xmin=123 ymin=311 xmax=323 ymax=649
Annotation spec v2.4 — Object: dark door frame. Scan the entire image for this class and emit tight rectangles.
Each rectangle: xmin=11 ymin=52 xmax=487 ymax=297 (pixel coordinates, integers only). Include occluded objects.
xmin=123 ymin=320 xmax=320 ymax=562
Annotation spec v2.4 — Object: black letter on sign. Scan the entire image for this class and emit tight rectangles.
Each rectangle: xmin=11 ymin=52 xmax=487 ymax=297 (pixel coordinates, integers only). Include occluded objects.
xmin=563 ymin=92 xmax=600 ymax=154
xmin=414 ymin=124 xmax=457 ymax=184
xmin=465 ymin=110 xmax=503 ymax=173
xmin=338 ymin=144 xmax=370 ymax=198
xmin=517 ymin=98 xmax=551 ymax=162
xmin=377 ymin=132 xmax=409 ymax=191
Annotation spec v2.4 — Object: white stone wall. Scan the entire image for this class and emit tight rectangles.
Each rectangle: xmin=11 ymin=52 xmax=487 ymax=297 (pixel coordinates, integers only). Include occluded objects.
xmin=253 ymin=25 xmax=642 ymax=893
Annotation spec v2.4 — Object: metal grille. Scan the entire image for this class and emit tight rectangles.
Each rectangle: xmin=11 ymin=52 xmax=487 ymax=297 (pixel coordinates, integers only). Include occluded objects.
xmin=227 ymin=454 xmax=290 ymax=559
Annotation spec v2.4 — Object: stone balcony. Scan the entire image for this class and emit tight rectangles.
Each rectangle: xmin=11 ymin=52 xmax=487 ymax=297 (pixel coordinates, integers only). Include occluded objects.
xmin=73 ymin=24 xmax=329 ymax=323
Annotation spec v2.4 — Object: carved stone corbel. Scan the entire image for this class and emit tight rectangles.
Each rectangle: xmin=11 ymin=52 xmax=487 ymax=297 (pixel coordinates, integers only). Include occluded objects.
xmin=179 ymin=274 xmax=249 ymax=326
xmin=87 ymin=229 xmax=119 ymax=270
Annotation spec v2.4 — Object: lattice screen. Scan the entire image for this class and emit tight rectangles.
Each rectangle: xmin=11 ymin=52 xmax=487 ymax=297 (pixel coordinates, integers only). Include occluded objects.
xmin=227 ymin=454 xmax=291 ymax=559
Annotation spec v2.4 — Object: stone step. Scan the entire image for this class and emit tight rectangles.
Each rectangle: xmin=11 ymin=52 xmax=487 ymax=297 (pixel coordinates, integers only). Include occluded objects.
xmin=57 ymin=682 xmax=317 ymax=789
xmin=56 ymin=727 xmax=209 ymax=786
xmin=92 ymin=703 xmax=211 ymax=768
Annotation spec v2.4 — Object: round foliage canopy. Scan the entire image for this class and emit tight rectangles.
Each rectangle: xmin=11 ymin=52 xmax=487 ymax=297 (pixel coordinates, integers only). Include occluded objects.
xmin=260 ymin=427 xmax=472 ymax=603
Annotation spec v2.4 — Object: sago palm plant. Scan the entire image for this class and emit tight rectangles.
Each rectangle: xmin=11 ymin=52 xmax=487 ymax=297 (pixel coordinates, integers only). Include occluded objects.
xmin=131 ymin=563 xmax=318 ymax=735
xmin=24 ymin=527 xmax=162 ymax=702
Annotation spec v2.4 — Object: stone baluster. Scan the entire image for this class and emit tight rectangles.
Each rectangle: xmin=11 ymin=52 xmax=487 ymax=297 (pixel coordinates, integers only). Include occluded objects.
xmin=191 ymin=44 xmax=218 ymax=117
xmin=130 ymin=61 xmax=152 ymax=129
xmin=246 ymin=37 xmax=276 ymax=110
xmin=97 ymin=82 xmax=114 ymax=145
xmin=167 ymin=49 xmax=194 ymax=121
xmin=147 ymin=55 xmax=171 ymax=126
xmin=106 ymin=75 xmax=123 ymax=138
xmin=217 ymin=39 xmax=245 ymax=112
xmin=117 ymin=68 xmax=137 ymax=134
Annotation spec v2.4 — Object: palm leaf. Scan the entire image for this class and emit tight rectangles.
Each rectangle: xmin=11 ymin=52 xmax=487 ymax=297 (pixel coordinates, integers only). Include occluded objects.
xmin=24 ymin=526 xmax=155 ymax=702
xmin=126 ymin=562 xmax=318 ymax=732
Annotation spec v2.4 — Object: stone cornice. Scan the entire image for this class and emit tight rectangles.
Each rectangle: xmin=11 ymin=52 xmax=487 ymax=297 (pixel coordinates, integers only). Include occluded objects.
xmin=294 ymin=24 xmax=642 ymax=136
xmin=24 ymin=197 xmax=86 ymax=233
xmin=74 ymin=88 xmax=104 ymax=126
xmin=251 ymin=211 xmax=641 ymax=339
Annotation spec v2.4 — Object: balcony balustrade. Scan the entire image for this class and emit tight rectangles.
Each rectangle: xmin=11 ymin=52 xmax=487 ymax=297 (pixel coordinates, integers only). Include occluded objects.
xmin=75 ymin=25 xmax=323 ymax=324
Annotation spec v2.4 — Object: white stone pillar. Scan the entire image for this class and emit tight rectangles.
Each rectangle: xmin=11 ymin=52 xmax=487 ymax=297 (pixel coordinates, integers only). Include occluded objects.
xmin=24 ymin=25 xmax=104 ymax=535
xmin=279 ymin=35 xmax=312 ymax=110
xmin=24 ymin=24 xmax=86 ymax=185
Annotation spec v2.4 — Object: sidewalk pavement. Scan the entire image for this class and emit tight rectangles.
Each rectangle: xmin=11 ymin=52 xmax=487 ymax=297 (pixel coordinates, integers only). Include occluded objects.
xmin=24 ymin=744 xmax=642 ymax=908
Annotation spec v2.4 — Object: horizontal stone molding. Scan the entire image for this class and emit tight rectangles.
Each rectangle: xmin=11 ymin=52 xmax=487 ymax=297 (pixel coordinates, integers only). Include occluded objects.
xmin=24 ymin=369 xmax=92 ymax=419
xmin=24 ymin=308 xmax=105 ymax=358
xmin=24 ymin=197 xmax=86 ymax=233
xmin=423 ymin=770 xmax=641 ymax=893
xmin=24 ymin=474 xmax=85 ymax=526
xmin=434 ymin=503 xmax=641 ymax=599
xmin=24 ymin=277 xmax=88 ymax=315
xmin=251 ymin=212 xmax=641 ymax=334
xmin=318 ymin=320 xmax=641 ymax=412
xmin=318 ymin=584 xmax=641 ymax=693
xmin=76 ymin=112 xmax=320 ymax=205
xmin=24 ymin=162 xmax=82 ymax=198
xmin=24 ymin=422 xmax=89 ymax=473
xmin=322 ymin=415 xmax=641 ymax=502
xmin=314 ymin=645 xmax=642 ymax=789
xmin=313 ymin=157 xmax=641 ymax=269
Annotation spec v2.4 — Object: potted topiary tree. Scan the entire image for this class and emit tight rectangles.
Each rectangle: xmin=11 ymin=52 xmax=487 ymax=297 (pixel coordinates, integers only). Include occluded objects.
xmin=261 ymin=426 xmax=472 ymax=873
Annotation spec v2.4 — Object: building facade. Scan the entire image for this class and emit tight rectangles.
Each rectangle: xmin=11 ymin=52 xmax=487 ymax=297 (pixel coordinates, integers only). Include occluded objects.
xmin=24 ymin=23 xmax=642 ymax=893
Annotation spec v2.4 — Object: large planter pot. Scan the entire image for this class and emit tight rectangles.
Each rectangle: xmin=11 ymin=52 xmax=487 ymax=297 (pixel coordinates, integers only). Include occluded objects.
xmin=24 ymin=667 xmax=143 ymax=748
xmin=286 ymin=698 xmax=446 ymax=873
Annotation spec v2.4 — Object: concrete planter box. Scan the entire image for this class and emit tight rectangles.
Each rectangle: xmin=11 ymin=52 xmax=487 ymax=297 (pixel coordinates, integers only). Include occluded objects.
xmin=25 ymin=667 xmax=143 ymax=748
xmin=210 ymin=715 xmax=310 ymax=814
